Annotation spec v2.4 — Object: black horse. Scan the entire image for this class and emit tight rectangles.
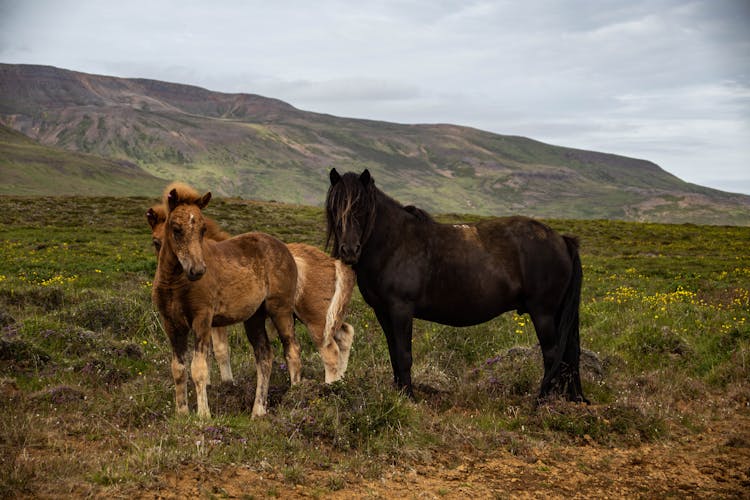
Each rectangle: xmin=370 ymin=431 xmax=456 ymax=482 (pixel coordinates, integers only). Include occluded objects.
xmin=326 ymin=168 xmax=587 ymax=403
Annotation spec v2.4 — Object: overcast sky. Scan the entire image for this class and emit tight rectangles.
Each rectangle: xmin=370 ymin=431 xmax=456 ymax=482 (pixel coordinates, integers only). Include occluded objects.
xmin=2 ymin=0 xmax=749 ymax=194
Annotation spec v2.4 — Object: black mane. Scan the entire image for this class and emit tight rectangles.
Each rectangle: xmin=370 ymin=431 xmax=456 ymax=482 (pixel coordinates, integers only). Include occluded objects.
xmin=403 ymin=204 xmax=434 ymax=222
xmin=325 ymin=171 xmax=377 ymax=257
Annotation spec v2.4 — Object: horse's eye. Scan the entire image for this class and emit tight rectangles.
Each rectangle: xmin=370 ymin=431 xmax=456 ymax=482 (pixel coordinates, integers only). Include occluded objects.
xmin=153 ymin=238 xmax=162 ymax=251
xmin=172 ymin=227 xmax=183 ymax=238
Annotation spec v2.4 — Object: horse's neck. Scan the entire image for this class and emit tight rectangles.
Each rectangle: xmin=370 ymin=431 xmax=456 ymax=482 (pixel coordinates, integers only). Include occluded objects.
xmin=362 ymin=194 xmax=411 ymax=254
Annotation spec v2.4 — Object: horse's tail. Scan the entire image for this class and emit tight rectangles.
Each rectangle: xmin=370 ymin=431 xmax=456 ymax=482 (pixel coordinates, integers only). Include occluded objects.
xmin=292 ymin=256 xmax=307 ymax=311
xmin=323 ymin=260 xmax=355 ymax=345
xmin=556 ymin=236 xmax=587 ymax=402
xmin=542 ymin=235 xmax=587 ymax=403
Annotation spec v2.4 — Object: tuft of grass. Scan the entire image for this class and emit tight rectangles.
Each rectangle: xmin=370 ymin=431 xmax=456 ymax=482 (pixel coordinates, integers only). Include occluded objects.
xmin=533 ymin=401 xmax=668 ymax=446
xmin=0 ymin=329 xmax=53 ymax=373
xmin=273 ymin=377 xmax=423 ymax=453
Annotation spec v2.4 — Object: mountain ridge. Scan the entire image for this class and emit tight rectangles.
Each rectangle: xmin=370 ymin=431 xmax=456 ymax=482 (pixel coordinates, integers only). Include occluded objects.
xmin=1 ymin=63 xmax=748 ymax=225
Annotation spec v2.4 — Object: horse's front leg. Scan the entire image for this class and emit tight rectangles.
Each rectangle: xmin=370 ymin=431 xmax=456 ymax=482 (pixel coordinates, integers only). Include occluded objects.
xmin=375 ymin=304 xmax=415 ymax=399
xmin=374 ymin=308 xmax=400 ymax=386
xmin=191 ymin=314 xmax=213 ymax=419
xmin=164 ymin=319 xmax=190 ymax=415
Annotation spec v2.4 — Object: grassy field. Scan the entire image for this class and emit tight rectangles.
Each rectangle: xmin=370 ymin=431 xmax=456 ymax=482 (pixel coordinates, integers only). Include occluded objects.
xmin=0 ymin=195 xmax=748 ymax=497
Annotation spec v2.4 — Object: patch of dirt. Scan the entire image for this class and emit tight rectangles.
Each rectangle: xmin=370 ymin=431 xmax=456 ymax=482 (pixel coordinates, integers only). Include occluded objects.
xmin=135 ymin=410 xmax=750 ymax=499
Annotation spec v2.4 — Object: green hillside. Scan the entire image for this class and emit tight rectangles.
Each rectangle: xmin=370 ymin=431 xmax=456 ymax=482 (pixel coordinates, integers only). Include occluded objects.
xmin=0 ymin=124 xmax=164 ymax=196
xmin=1 ymin=63 xmax=749 ymax=224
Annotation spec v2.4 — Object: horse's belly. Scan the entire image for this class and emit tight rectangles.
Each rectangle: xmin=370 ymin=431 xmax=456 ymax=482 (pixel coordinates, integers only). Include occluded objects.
xmin=211 ymin=277 xmax=267 ymax=324
xmin=415 ymin=301 xmax=511 ymax=327
xmin=212 ymin=301 xmax=261 ymax=326
xmin=415 ymin=271 xmax=520 ymax=326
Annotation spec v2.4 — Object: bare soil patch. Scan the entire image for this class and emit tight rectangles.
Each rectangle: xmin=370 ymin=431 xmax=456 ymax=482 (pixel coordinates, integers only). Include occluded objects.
xmin=129 ymin=407 xmax=749 ymax=499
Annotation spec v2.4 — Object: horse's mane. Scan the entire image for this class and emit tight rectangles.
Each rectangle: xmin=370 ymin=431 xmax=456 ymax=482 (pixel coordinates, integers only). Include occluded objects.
xmin=148 ymin=204 xmax=167 ymax=224
xmin=149 ymin=201 xmax=230 ymax=241
xmin=403 ymin=205 xmax=434 ymax=222
xmin=204 ymin=218 xmax=230 ymax=241
xmin=163 ymin=181 xmax=204 ymax=208
xmin=153 ymin=182 xmax=227 ymax=240
xmin=325 ymin=172 xmax=437 ymax=256
xmin=325 ymin=172 xmax=377 ymax=256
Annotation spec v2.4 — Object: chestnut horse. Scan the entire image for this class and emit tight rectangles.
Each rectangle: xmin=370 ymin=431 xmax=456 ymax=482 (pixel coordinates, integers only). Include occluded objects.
xmin=152 ymin=182 xmax=301 ymax=418
xmin=147 ymin=205 xmax=234 ymax=383
xmin=147 ymin=206 xmax=356 ymax=384
xmin=326 ymin=169 xmax=587 ymax=403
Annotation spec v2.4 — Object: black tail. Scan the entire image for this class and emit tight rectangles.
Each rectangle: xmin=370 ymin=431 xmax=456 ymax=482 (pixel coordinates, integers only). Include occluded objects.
xmin=560 ymin=237 xmax=587 ymax=402
xmin=541 ymin=236 xmax=588 ymax=403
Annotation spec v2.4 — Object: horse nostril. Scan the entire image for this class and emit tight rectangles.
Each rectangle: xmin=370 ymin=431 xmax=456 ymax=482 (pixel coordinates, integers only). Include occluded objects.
xmin=187 ymin=267 xmax=206 ymax=281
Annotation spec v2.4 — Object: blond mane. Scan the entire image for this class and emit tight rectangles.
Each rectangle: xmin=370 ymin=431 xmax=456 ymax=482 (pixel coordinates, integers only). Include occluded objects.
xmin=163 ymin=181 xmax=204 ymax=207
xmin=150 ymin=204 xmax=167 ymax=222
xmin=150 ymin=186 xmax=229 ymax=242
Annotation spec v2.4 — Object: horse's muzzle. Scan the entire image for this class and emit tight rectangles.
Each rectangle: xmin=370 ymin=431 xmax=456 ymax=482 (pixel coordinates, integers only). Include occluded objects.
xmin=338 ymin=244 xmax=360 ymax=265
xmin=186 ymin=266 xmax=206 ymax=281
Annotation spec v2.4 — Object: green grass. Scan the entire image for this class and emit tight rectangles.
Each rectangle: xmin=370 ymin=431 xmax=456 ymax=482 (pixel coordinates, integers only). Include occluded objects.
xmin=0 ymin=195 xmax=748 ymax=496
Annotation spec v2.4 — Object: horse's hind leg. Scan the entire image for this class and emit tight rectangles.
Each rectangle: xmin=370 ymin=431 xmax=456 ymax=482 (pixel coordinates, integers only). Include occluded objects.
xmin=562 ymin=330 xmax=588 ymax=403
xmin=320 ymin=336 xmax=342 ymax=383
xmin=244 ymin=311 xmax=273 ymax=417
xmin=322 ymin=341 xmax=342 ymax=383
xmin=211 ymin=326 xmax=234 ymax=383
xmin=529 ymin=310 xmax=562 ymax=401
xmin=334 ymin=323 xmax=354 ymax=378
xmin=530 ymin=297 xmax=587 ymax=402
xmin=307 ymin=319 xmax=341 ymax=383
xmin=268 ymin=307 xmax=302 ymax=385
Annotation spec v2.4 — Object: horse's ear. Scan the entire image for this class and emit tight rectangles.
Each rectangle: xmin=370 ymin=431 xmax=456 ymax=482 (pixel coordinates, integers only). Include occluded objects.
xmin=146 ymin=208 xmax=158 ymax=229
xmin=167 ymin=189 xmax=179 ymax=212
xmin=198 ymin=192 xmax=212 ymax=209
xmin=360 ymin=169 xmax=372 ymax=186
xmin=330 ymin=168 xmax=341 ymax=186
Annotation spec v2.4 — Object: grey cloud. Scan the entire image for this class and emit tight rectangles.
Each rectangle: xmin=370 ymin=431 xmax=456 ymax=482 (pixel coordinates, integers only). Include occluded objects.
xmin=0 ymin=0 xmax=748 ymax=192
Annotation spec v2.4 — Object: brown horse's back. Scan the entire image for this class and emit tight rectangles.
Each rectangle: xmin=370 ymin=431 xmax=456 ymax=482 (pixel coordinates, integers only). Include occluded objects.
xmin=209 ymin=232 xmax=298 ymax=313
